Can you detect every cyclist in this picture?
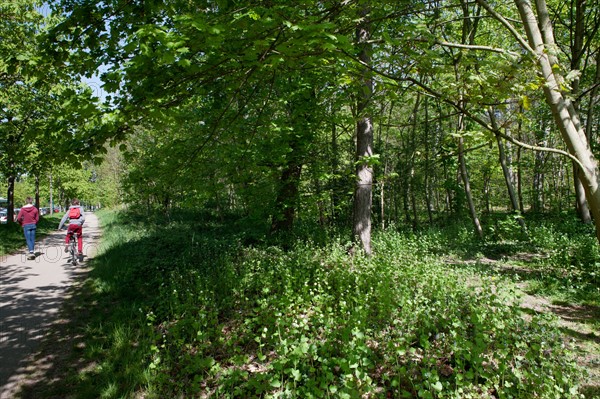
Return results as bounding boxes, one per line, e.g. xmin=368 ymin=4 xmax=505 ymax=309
xmin=58 ymin=198 xmax=85 ymax=258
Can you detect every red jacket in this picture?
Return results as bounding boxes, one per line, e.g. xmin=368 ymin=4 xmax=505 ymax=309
xmin=17 ymin=205 xmax=39 ymax=226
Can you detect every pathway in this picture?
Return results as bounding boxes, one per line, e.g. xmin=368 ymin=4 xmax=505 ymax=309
xmin=0 ymin=213 xmax=101 ymax=399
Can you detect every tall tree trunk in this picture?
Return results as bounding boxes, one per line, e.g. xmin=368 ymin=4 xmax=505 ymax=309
xmin=533 ymin=119 xmax=548 ymax=212
xmin=573 ymin=168 xmax=590 ymax=221
xmin=457 ymin=0 xmax=483 ymax=238
xmin=271 ymin=80 xmax=315 ymax=233
xmin=410 ymin=166 xmax=419 ymax=231
xmin=271 ymin=164 xmax=303 ymax=232
xmin=489 ymin=109 xmax=527 ymax=231
xmin=516 ymin=110 xmax=525 ymax=213
xmin=380 ymin=162 xmax=387 ymax=230
xmin=7 ymin=173 xmax=15 ymax=225
xmin=330 ymin=105 xmax=341 ymax=224
xmin=314 ymin=176 xmax=326 ymax=227
xmin=35 ymin=174 xmax=40 ymax=210
xmin=424 ymin=96 xmax=434 ymax=224
xmin=402 ymin=170 xmax=412 ymax=225
xmin=49 ymin=172 xmax=54 ymax=214
xmin=484 ymin=172 xmax=491 ymax=214
xmin=585 ymin=50 xmax=600 ymax=148
xmin=353 ymin=2 xmax=374 ymax=255
xmin=458 ymin=116 xmax=484 ymax=238
xmin=569 ymin=0 xmax=592 ymax=222
xmin=444 ymin=164 xmax=453 ymax=216
xmin=515 ymin=0 xmax=600 ymax=243
xmin=409 ymin=94 xmax=421 ymax=231
xmin=271 ymin=137 xmax=304 ymax=232
xmin=379 ymin=103 xmax=395 ymax=231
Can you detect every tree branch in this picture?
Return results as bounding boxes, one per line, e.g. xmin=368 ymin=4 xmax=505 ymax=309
xmin=474 ymin=0 xmax=536 ymax=55
xmin=434 ymin=39 xmax=520 ymax=57
xmin=376 ymin=68 xmax=586 ymax=170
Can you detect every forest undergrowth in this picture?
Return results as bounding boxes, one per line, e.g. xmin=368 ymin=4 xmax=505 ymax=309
xmin=15 ymin=209 xmax=599 ymax=399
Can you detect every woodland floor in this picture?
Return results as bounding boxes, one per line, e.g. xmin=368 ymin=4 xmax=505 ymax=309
xmin=452 ymin=256 xmax=600 ymax=398
xmin=519 ymin=292 xmax=600 ymax=397
xmin=7 ymin=254 xmax=600 ymax=399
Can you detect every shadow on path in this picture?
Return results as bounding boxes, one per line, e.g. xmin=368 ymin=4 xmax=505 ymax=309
xmin=0 ymin=214 xmax=102 ymax=399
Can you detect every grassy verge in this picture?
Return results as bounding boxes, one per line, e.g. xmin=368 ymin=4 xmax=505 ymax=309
xmin=17 ymin=209 xmax=595 ymax=398
xmin=0 ymin=213 xmax=64 ymax=256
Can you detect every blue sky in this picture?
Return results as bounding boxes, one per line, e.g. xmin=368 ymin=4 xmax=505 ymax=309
xmin=39 ymin=1 xmax=109 ymax=102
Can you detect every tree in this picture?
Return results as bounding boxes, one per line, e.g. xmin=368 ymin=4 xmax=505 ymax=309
xmin=476 ymin=0 xmax=600 ymax=243
xmin=353 ymin=1 xmax=375 ymax=254
xmin=0 ymin=0 xmax=43 ymax=224
xmin=48 ymin=0 xmax=368 ymax=233
xmin=1 ymin=0 xmax=105 ymax=223
xmin=455 ymin=0 xmax=484 ymax=238
xmin=45 ymin=0 xmax=600 ymax=246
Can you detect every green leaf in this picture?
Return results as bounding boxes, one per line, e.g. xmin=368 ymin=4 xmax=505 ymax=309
xmin=270 ymin=379 xmax=281 ymax=388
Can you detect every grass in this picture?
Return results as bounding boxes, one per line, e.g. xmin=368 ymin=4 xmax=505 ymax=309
xmin=0 ymin=212 xmax=64 ymax=256
xmin=15 ymin=208 xmax=599 ymax=398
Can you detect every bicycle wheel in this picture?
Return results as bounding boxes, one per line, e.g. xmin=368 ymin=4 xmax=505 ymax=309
xmin=70 ymin=241 xmax=77 ymax=265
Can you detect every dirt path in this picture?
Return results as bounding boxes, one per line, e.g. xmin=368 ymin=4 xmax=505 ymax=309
xmin=519 ymin=289 xmax=600 ymax=397
xmin=455 ymin=257 xmax=600 ymax=397
xmin=0 ymin=214 xmax=101 ymax=399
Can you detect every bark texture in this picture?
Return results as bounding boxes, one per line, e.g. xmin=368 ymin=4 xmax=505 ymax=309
xmin=515 ymin=0 xmax=600 ymax=243
xmin=353 ymin=3 xmax=374 ymax=255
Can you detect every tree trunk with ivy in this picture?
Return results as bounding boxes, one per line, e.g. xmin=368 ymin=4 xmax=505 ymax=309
xmin=271 ymin=160 xmax=303 ymax=233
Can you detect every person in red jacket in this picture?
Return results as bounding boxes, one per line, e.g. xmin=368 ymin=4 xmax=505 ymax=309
xmin=58 ymin=198 xmax=85 ymax=258
xmin=16 ymin=196 xmax=40 ymax=260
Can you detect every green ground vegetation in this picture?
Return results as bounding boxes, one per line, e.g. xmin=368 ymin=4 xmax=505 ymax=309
xmin=18 ymin=209 xmax=599 ymax=399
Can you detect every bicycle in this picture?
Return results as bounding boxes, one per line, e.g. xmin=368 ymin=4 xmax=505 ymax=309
xmin=67 ymin=230 xmax=78 ymax=265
